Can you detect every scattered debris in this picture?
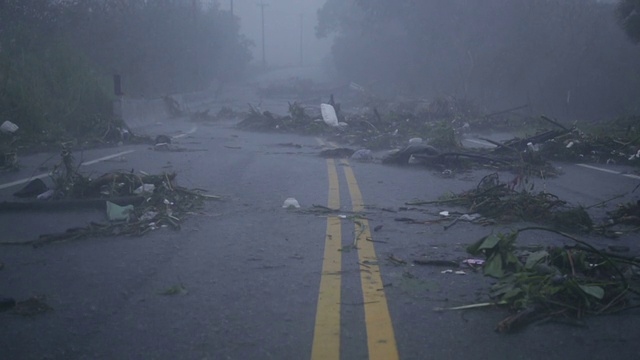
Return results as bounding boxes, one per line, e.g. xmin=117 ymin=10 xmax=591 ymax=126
xmin=158 ymin=283 xmax=188 ymax=296
xmin=320 ymin=148 xmax=355 ymax=158
xmin=0 ymin=120 xmax=19 ymax=134
xmin=413 ymin=259 xmax=459 ymax=267
xmin=0 ymin=297 xmax=16 ymax=312
xmin=388 ymin=254 xmax=407 ymax=265
xmin=0 ymin=151 xmax=18 ymax=171
xmin=106 ymin=201 xmax=134 ymax=222
xmin=13 ymin=179 xmax=48 ymax=198
xmin=12 ymin=295 xmax=52 ymax=316
xmin=351 ymin=149 xmax=374 ymax=161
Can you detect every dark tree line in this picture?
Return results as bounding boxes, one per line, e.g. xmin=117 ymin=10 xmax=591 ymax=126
xmin=0 ymin=0 xmax=251 ymax=141
xmin=317 ymin=0 xmax=640 ymax=120
xmin=617 ymin=0 xmax=640 ymax=43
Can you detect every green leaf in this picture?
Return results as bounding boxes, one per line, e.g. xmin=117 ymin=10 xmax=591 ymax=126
xmin=501 ymin=287 xmax=523 ymax=301
xmin=467 ymin=234 xmax=500 ymax=255
xmin=525 ymin=250 xmax=549 ymax=269
xmin=484 ymin=253 xmax=505 ymax=278
xmin=578 ymin=285 xmax=604 ymax=300
xmin=479 ymin=234 xmax=501 ymax=250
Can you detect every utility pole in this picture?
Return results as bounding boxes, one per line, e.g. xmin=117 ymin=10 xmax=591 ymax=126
xmin=258 ymin=2 xmax=268 ymax=69
xmin=299 ymin=13 xmax=304 ymax=66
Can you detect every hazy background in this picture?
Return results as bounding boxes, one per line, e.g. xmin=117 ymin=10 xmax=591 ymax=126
xmin=219 ymin=0 xmax=332 ymax=67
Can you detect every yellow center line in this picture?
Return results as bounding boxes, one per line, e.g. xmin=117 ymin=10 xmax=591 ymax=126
xmin=341 ymin=160 xmax=399 ymax=360
xmin=311 ymin=158 xmax=342 ymax=360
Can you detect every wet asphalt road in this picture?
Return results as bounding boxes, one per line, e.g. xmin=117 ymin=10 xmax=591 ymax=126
xmin=1 ymin=116 xmax=639 ymax=359
xmin=2 ymin=67 xmax=640 ymax=359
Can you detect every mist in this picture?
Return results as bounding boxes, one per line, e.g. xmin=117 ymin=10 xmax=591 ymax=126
xmin=223 ymin=0 xmax=332 ymax=67
xmin=314 ymin=0 xmax=640 ymax=120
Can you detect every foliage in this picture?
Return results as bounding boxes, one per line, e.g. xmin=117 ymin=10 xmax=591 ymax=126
xmin=64 ymin=0 xmax=252 ymax=95
xmin=0 ymin=25 xmax=113 ymax=143
xmin=616 ymin=0 xmax=640 ymax=43
xmin=0 ymin=0 xmax=251 ymax=146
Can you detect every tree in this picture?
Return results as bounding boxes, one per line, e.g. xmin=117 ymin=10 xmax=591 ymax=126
xmin=617 ymin=0 xmax=640 ymax=43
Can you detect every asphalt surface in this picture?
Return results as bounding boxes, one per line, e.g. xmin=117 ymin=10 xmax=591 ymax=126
xmin=2 ymin=72 xmax=640 ymax=359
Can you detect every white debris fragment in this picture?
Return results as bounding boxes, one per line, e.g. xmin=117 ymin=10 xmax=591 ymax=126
xmin=283 ymin=197 xmax=301 ymax=208
xmin=321 ymin=104 xmax=339 ymax=127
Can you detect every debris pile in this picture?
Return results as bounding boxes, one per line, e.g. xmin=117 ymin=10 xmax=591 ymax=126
xmin=461 ymin=228 xmax=640 ymax=333
xmin=3 ymin=146 xmax=219 ymax=246
xmin=408 ymin=173 xmax=593 ymax=231
xmin=237 ymin=102 xmax=326 ymax=134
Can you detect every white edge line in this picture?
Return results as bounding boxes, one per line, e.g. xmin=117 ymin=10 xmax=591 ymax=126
xmin=623 ymin=174 xmax=640 ymax=180
xmin=576 ymin=163 xmax=621 ymax=175
xmin=463 ymin=139 xmax=497 ymax=147
xmin=0 ymin=173 xmax=50 ymax=191
xmin=0 ymin=150 xmax=136 ymax=190
xmin=172 ymin=126 xmax=198 ymax=139
xmin=80 ymin=150 xmax=136 ymax=166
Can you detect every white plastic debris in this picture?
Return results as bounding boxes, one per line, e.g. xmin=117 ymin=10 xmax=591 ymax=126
xmin=351 ymin=149 xmax=373 ymax=161
xmin=462 ymin=259 xmax=485 ymax=266
xmin=349 ymin=82 xmax=365 ymax=92
xmin=439 ymin=211 xmax=450 ymax=217
xmin=37 ymin=189 xmax=55 ymax=200
xmin=459 ymin=213 xmax=481 ymax=221
xmin=134 ymin=184 xmax=155 ymax=194
xmin=0 ymin=121 xmax=18 ymax=133
xmin=282 ymin=197 xmax=301 ymax=209
xmin=527 ymin=142 xmax=540 ymax=152
xmin=139 ymin=211 xmax=159 ymax=222
xmin=566 ymin=141 xmax=574 ymax=148
xmin=321 ymin=104 xmax=339 ymax=127
xmin=629 ymin=149 xmax=640 ymax=161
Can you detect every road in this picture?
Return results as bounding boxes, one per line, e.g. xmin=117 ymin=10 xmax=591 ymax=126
xmin=1 ymin=71 xmax=640 ymax=359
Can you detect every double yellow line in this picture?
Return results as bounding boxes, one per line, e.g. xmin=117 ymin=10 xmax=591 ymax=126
xmin=311 ymin=155 xmax=399 ymax=360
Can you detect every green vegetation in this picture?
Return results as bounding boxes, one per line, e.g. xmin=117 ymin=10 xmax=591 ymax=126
xmin=0 ymin=0 xmax=251 ymax=147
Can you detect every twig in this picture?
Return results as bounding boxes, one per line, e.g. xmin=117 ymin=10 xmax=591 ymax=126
xmin=540 ymin=115 xmax=570 ymax=131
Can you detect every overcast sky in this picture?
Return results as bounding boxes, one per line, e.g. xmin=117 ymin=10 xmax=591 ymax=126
xmin=218 ymin=0 xmax=332 ymax=67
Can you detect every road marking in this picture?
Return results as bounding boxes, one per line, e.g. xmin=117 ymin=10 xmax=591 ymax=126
xmin=80 ymin=150 xmax=136 ymax=166
xmin=576 ymin=163 xmax=621 ymax=175
xmin=576 ymin=163 xmax=640 ymax=180
xmin=341 ymin=160 xmax=399 ymax=360
xmin=463 ymin=138 xmax=496 ymax=147
xmin=311 ymin=158 xmax=342 ymax=360
xmin=0 ymin=173 xmax=50 ymax=191
xmin=171 ymin=126 xmax=198 ymax=139
xmin=0 ymin=150 xmax=136 ymax=190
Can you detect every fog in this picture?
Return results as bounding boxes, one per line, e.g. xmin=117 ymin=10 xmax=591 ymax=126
xmin=222 ymin=0 xmax=332 ymax=67
xmin=2 ymin=0 xmax=640 ymax=122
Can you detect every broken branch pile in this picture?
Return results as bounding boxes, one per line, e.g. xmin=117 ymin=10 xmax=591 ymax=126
xmin=465 ymin=228 xmax=640 ymax=333
xmin=409 ymin=173 xmax=593 ymax=231
xmin=4 ymin=146 xmax=219 ymax=246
